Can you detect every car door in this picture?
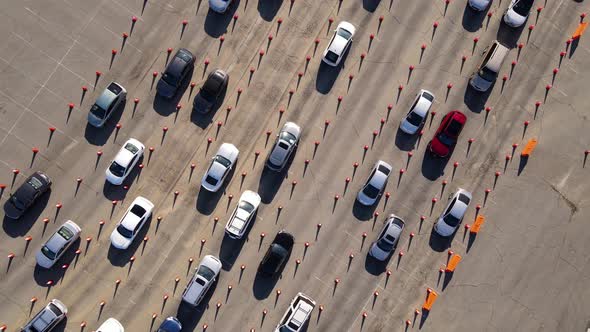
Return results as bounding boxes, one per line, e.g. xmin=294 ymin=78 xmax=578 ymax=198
xmin=364 ymin=168 xmax=377 ymax=189
xmin=131 ymin=221 xmax=143 ymax=241
xmin=443 ymin=196 xmax=457 ymax=218
xmin=126 ymin=155 xmax=138 ymax=176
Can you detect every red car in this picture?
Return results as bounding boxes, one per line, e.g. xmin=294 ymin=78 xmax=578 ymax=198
xmin=428 ymin=110 xmax=467 ymax=157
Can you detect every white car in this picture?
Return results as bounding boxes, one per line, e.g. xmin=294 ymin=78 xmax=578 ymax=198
xmin=225 ymin=190 xmax=261 ymax=239
xmin=110 ymin=196 xmax=154 ymax=250
xmin=96 ymin=318 xmax=124 ymax=332
xmin=369 ymin=215 xmax=405 ymax=261
xmin=400 ymin=89 xmax=434 ymax=135
xmin=467 ymin=0 xmax=491 ymax=11
xmin=105 ymin=138 xmax=145 ymax=185
xmin=201 ymin=143 xmax=239 ymax=192
xmin=22 ymin=299 xmax=67 ymax=332
xmin=322 ymin=21 xmax=356 ymax=67
xmin=182 ymin=255 xmax=222 ymax=307
xmin=36 ymin=220 xmax=81 ymax=268
xmin=433 ymin=188 xmax=472 ymax=237
xmin=356 ymin=160 xmax=392 ymax=206
xmin=504 ymin=0 xmax=534 ymax=27
xmin=209 ymin=0 xmax=233 ymax=13
xmin=266 ymin=122 xmax=301 ymax=172
xmin=275 ymin=293 xmax=316 ymax=332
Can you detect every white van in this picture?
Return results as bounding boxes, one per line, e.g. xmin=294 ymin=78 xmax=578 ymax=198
xmin=274 ymin=293 xmax=316 ymax=332
xmin=181 ymin=255 xmax=222 ymax=307
xmin=470 ymin=40 xmax=510 ymax=92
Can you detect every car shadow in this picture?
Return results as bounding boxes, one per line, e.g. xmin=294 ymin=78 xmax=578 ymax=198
xmin=394 ymin=128 xmax=419 ymax=151
xmin=315 ymin=47 xmax=350 ymax=95
xmin=84 ymin=99 xmax=126 ymax=146
xmin=496 ymin=16 xmax=527 ymax=48
xmin=461 ymin=3 xmax=487 ymax=32
xmin=190 ymin=83 xmax=227 ymax=130
xmin=428 ymin=227 xmax=456 ymax=252
xmin=153 ymin=70 xmax=194 ymax=117
xmin=257 ymin=0 xmax=283 ymax=21
xmin=258 ymin=167 xmax=287 ymax=204
xmin=252 ymin=272 xmax=281 ymax=300
xmin=203 ymin=0 xmax=240 ymax=38
xmin=102 ymin=157 xmax=143 ymax=201
xmin=219 ymin=234 xmax=246 ymax=271
xmin=362 ymin=0 xmax=381 ymax=12
xmin=51 ymin=317 xmax=67 ymax=332
xmin=463 ymin=83 xmax=493 ymax=113
xmin=106 ymin=217 xmax=152 ymax=267
xmin=175 ymin=282 xmax=216 ymax=330
xmin=352 ymin=198 xmax=379 ymax=222
xmin=421 ymin=148 xmax=449 ymax=181
xmin=364 ymin=252 xmax=390 ymax=276
xmin=33 ymin=238 xmax=80 ymax=286
xmin=2 ymin=190 xmax=50 ymax=238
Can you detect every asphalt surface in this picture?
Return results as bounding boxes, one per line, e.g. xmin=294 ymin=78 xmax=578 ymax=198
xmin=1 ymin=0 xmax=590 ymax=331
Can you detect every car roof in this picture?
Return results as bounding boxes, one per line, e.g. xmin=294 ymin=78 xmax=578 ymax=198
xmin=45 ymin=224 xmax=73 ymax=252
xmin=449 ymin=198 xmax=469 ymax=218
xmin=208 ymin=160 xmax=227 ymax=180
xmin=328 ymin=34 xmax=349 ymax=55
xmin=14 ymin=177 xmax=38 ymax=201
xmin=113 ymin=139 xmax=143 ymax=166
xmin=32 ymin=306 xmax=58 ymax=329
xmin=203 ymin=70 xmax=227 ymax=93
xmin=412 ymin=92 xmax=434 ymax=117
xmin=485 ymin=41 xmax=509 ymax=72
xmin=96 ymin=85 xmax=118 ymax=110
xmin=369 ymin=160 xmax=392 ymax=187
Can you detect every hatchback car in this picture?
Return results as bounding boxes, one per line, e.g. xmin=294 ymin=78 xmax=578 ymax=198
xmin=356 ymin=160 xmax=392 ymax=206
xmin=36 ymin=220 xmax=81 ymax=268
xmin=110 ymin=196 xmax=154 ymax=250
xmin=322 ymin=21 xmax=356 ymax=67
xmin=209 ymin=0 xmax=233 ymax=13
xmin=88 ymin=82 xmax=126 ymax=128
xmin=157 ymin=317 xmax=182 ymax=332
xmin=275 ymin=293 xmax=316 ymax=332
xmin=266 ymin=122 xmax=301 ymax=172
xmin=504 ymin=0 xmax=534 ymax=27
xmin=182 ymin=255 xmax=222 ymax=307
xmin=225 ymin=190 xmax=261 ymax=239
xmin=156 ymin=48 xmax=195 ymax=98
xmin=369 ymin=215 xmax=405 ymax=261
xmin=105 ymin=138 xmax=145 ymax=185
xmin=399 ymin=89 xmax=435 ymax=135
xmin=433 ymin=188 xmax=472 ymax=237
xmin=258 ymin=230 xmax=295 ymax=277
xmin=468 ymin=0 xmax=492 ymax=11
xmin=96 ymin=318 xmax=124 ymax=332
xmin=428 ymin=110 xmax=467 ymax=158
xmin=22 ymin=299 xmax=67 ymax=332
xmin=201 ymin=143 xmax=239 ymax=192
xmin=193 ymin=69 xmax=229 ymax=113
xmin=4 ymin=171 xmax=51 ymax=219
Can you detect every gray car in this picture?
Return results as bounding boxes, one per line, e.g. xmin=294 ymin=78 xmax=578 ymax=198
xmin=35 ymin=220 xmax=81 ymax=268
xmin=266 ymin=122 xmax=301 ymax=172
xmin=356 ymin=160 xmax=392 ymax=206
xmin=369 ymin=215 xmax=405 ymax=261
xmin=88 ymin=82 xmax=126 ymax=128
xmin=22 ymin=299 xmax=67 ymax=332
xmin=209 ymin=0 xmax=233 ymax=13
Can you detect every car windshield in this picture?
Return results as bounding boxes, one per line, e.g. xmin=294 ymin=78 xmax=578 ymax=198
xmin=280 ymin=131 xmax=297 ymax=144
xmin=513 ymin=0 xmax=534 ymax=16
xmin=214 ymin=155 xmax=232 ymax=167
xmin=239 ymin=201 xmax=255 ymax=213
xmin=10 ymin=195 xmax=25 ymax=210
xmin=109 ymin=161 xmax=126 ymax=177
xmin=205 ymin=175 xmax=218 ymax=186
xmin=41 ymin=245 xmax=57 ymax=260
xmin=57 ymin=226 xmax=74 ymax=240
xmin=376 ymin=238 xmax=394 ymax=252
xmin=446 ymin=120 xmax=463 ymax=136
xmin=325 ymin=50 xmax=339 ymax=63
xmin=197 ymin=265 xmax=215 ymax=280
xmin=444 ymin=214 xmax=461 ymax=227
xmin=406 ymin=111 xmax=424 ymax=126
xmin=90 ymin=104 xmax=106 ymax=118
xmin=437 ymin=132 xmax=455 ymax=146
xmin=362 ymin=184 xmax=380 ymax=199
xmin=337 ymin=28 xmax=353 ymax=40
xmin=116 ymin=224 xmax=133 ymax=238
xmin=479 ymin=67 xmax=497 ymax=82
xmin=28 ymin=177 xmax=44 ymax=190
xmin=124 ymin=143 xmax=139 ymax=154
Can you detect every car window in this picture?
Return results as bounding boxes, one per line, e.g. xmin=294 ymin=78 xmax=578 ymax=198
xmin=362 ymin=184 xmax=381 ymax=199
xmin=458 ymin=193 xmax=471 ymax=205
xmin=337 ymin=28 xmax=353 ymax=40
xmin=446 ymin=119 xmax=463 ymax=136
xmin=116 ymin=224 xmax=133 ymax=238
xmin=406 ymin=111 xmax=425 ymax=126
xmin=197 ymin=265 xmax=216 ymax=280
xmin=90 ymin=104 xmax=106 ymax=118
xmin=421 ymin=91 xmax=434 ymax=102
xmin=278 ymin=141 xmax=290 ymax=150
xmin=128 ymin=155 xmax=138 ymax=172
xmin=365 ymin=168 xmax=377 ymax=185
xmin=57 ymin=226 xmax=75 ymax=240
xmin=378 ymin=224 xmax=389 ymax=239
xmin=239 ymin=201 xmax=255 ymax=213
xmin=445 ymin=198 xmax=457 ymax=215
xmin=409 ymin=95 xmax=420 ymax=113
xmin=124 ymin=143 xmax=139 ymax=154
xmin=41 ymin=245 xmax=57 ymax=260
xmin=279 ymin=131 xmax=297 ymax=144
xmin=205 ymin=175 xmax=218 ymax=186
xmin=130 ymin=205 xmax=147 ymax=218
xmin=444 ymin=214 xmax=461 ymax=227
xmin=377 ymin=165 xmax=391 ymax=176
xmin=109 ymin=161 xmax=126 ymax=177
xmin=214 ymin=155 xmax=232 ymax=167
xmin=10 ymin=195 xmax=26 ymax=210
xmin=325 ymin=50 xmax=339 ymax=63
xmin=27 ymin=177 xmax=44 ymax=190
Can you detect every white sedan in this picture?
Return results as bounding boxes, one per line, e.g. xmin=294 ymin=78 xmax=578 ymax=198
xmin=504 ymin=0 xmax=534 ymax=28
xmin=322 ymin=21 xmax=356 ymax=67
xmin=96 ymin=318 xmax=124 ymax=332
xmin=36 ymin=220 xmax=81 ymax=268
xmin=182 ymin=255 xmax=222 ymax=307
xmin=400 ymin=89 xmax=434 ymax=135
xmin=201 ymin=143 xmax=239 ymax=192
xmin=224 ymin=190 xmax=261 ymax=239
xmin=110 ymin=196 xmax=154 ymax=250
xmin=105 ymin=138 xmax=144 ymax=185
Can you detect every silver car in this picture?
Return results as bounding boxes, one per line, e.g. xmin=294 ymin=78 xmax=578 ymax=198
xmin=266 ymin=122 xmax=301 ymax=172
xmin=356 ymin=160 xmax=392 ymax=206
xmin=400 ymin=89 xmax=434 ymax=135
xmin=22 ymin=299 xmax=67 ymax=332
xmin=468 ymin=0 xmax=492 ymax=11
xmin=201 ymin=143 xmax=239 ymax=192
xmin=369 ymin=215 xmax=405 ymax=261
xmin=182 ymin=255 xmax=222 ymax=307
xmin=88 ymin=82 xmax=126 ymax=128
xmin=35 ymin=220 xmax=81 ymax=268
xmin=433 ymin=188 xmax=472 ymax=237
xmin=322 ymin=21 xmax=356 ymax=67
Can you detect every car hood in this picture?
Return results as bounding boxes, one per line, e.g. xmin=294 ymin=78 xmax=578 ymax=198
xmin=369 ymin=243 xmax=390 ymax=261
xmin=209 ymin=0 xmax=230 ymax=12
xmin=505 ymin=8 xmax=527 ymax=26
xmin=430 ymin=137 xmax=450 ymax=157
xmin=470 ymin=74 xmax=492 ymax=92
xmin=400 ymin=119 xmax=419 ymax=134
xmin=193 ymin=94 xmax=213 ymax=113
xmin=35 ymin=251 xmax=55 ymax=268
xmin=3 ymin=200 xmax=24 ymax=219
xmin=434 ymin=219 xmax=456 ymax=237
xmin=156 ymin=79 xmax=176 ymax=98
xmin=87 ymin=112 xmax=105 ymax=127
xmin=110 ymin=230 xmax=132 ymax=249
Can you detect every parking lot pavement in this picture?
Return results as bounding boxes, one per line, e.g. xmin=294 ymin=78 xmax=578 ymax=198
xmin=1 ymin=0 xmax=590 ymax=331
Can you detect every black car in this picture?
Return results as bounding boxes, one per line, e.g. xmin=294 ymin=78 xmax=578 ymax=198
xmin=156 ymin=48 xmax=195 ymax=98
xmin=4 ymin=171 xmax=51 ymax=219
xmin=257 ymin=230 xmax=294 ymax=277
xmin=193 ymin=69 xmax=229 ymax=113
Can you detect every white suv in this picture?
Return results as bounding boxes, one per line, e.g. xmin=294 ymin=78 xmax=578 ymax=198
xmin=275 ymin=293 xmax=316 ymax=332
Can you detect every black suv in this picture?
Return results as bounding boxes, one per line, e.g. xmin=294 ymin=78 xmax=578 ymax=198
xmin=156 ymin=48 xmax=195 ymax=98
xmin=193 ymin=69 xmax=229 ymax=113
xmin=257 ymin=230 xmax=294 ymax=277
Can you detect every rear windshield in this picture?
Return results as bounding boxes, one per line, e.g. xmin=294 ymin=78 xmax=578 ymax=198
xmin=444 ymin=214 xmax=461 ymax=227
xmin=107 ymin=82 xmax=122 ymax=95
xmin=57 ymin=226 xmax=74 ymax=240
xmin=479 ymin=67 xmax=497 ymax=82
xmin=27 ymin=176 xmax=44 ymax=190
xmin=362 ymin=184 xmax=380 ymax=199
xmin=513 ymin=0 xmax=534 ymax=16
xmin=446 ymin=119 xmax=463 ymax=136
xmin=109 ymin=161 xmax=126 ymax=177
xmin=124 ymin=143 xmax=139 ymax=154
xmin=406 ymin=111 xmax=424 ymax=126
xmin=116 ymin=224 xmax=133 ymax=238
xmin=337 ymin=28 xmax=353 ymax=40
xmin=325 ymin=51 xmax=339 ymax=63
xmin=130 ymin=205 xmax=146 ymax=217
